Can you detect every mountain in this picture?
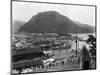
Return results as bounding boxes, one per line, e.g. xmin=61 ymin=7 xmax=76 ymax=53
xmin=18 ymin=11 xmax=94 ymax=33
xmin=12 ymin=20 xmax=25 ymax=33
xmin=74 ymin=21 xmax=95 ymax=33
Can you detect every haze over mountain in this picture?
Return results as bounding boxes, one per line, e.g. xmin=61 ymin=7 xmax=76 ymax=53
xmin=12 ymin=20 xmax=25 ymax=33
xmin=18 ymin=11 xmax=94 ymax=33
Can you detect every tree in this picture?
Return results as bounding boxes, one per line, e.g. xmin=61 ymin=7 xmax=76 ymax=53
xmin=81 ymin=45 xmax=91 ymax=70
xmin=86 ymin=35 xmax=96 ymax=68
xmin=86 ymin=35 xmax=96 ymax=57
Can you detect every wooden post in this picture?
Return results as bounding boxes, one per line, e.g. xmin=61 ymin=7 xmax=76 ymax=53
xmin=75 ymin=35 xmax=78 ymax=57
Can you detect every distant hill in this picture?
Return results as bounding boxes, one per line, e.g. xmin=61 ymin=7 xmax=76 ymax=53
xmin=18 ymin=11 xmax=94 ymax=33
xmin=12 ymin=20 xmax=25 ymax=33
xmin=74 ymin=21 xmax=95 ymax=33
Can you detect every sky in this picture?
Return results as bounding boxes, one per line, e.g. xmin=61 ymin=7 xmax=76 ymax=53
xmin=12 ymin=1 xmax=96 ymax=26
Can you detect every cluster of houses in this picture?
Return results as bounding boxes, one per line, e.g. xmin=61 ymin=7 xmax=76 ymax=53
xmin=11 ymin=33 xmax=76 ymax=74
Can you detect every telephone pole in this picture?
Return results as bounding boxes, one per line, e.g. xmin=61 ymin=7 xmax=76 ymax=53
xmin=75 ymin=35 xmax=78 ymax=57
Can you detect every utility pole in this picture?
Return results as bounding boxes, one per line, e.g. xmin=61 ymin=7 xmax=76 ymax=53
xmin=75 ymin=35 xmax=78 ymax=57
